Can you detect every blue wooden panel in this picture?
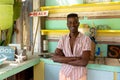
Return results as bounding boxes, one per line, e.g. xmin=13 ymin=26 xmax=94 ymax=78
xmin=87 ymin=69 xmax=113 ymax=80
xmin=118 ymin=72 xmax=120 ymax=80
xmin=45 ymin=63 xmax=61 ymax=80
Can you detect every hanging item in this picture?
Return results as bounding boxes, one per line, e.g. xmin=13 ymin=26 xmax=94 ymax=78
xmin=0 ymin=2 xmax=13 ymax=30
xmin=13 ymin=0 xmax=22 ymax=21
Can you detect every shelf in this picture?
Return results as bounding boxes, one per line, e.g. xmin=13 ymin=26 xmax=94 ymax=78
xmin=97 ymin=30 xmax=120 ymax=36
xmin=41 ymin=2 xmax=120 ymax=12
xmin=41 ymin=29 xmax=120 ymax=44
xmin=40 ymin=2 xmax=120 ymax=18
xmin=41 ymin=30 xmax=69 ymax=35
xmin=97 ymin=41 xmax=120 ymax=44
xmin=41 ymin=28 xmax=90 ymax=35
xmin=41 ymin=29 xmax=120 ymax=36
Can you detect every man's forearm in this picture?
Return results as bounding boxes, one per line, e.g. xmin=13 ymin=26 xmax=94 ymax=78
xmin=67 ymin=59 xmax=88 ymax=66
xmin=67 ymin=51 xmax=91 ymax=66
xmin=52 ymin=55 xmax=78 ymax=63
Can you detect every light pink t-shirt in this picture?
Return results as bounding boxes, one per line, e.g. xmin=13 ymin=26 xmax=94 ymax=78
xmin=57 ymin=32 xmax=91 ymax=80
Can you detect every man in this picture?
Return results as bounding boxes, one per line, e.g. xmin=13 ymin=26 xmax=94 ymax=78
xmin=52 ymin=13 xmax=91 ymax=80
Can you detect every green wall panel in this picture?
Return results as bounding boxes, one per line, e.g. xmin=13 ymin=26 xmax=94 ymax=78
xmin=0 ymin=0 xmax=14 ymax=4
xmin=45 ymin=0 xmax=83 ymax=6
xmin=80 ymin=18 xmax=120 ymax=30
xmin=46 ymin=18 xmax=120 ymax=30
xmin=45 ymin=20 xmax=67 ymax=29
xmin=48 ymin=42 xmax=58 ymax=53
xmin=45 ymin=0 xmax=119 ymax=6
xmin=0 ymin=5 xmax=13 ymax=30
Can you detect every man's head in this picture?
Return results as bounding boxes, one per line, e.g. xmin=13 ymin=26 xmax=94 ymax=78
xmin=67 ymin=13 xmax=79 ymax=33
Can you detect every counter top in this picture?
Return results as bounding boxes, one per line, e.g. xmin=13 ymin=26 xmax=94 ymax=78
xmin=0 ymin=56 xmax=40 ymax=80
xmin=40 ymin=58 xmax=120 ymax=72
xmin=87 ymin=64 xmax=120 ymax=72
xmin=40 ymin=58 xmax=61 ymax=65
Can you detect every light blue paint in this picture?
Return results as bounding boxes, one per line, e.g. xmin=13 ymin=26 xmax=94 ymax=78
xmin=45 ymin=63 xmax=61 ymax=80
xmin=118 ymin=72 xmax=120 ymax=80
xmin=95 ymin=44 xmax=108 ymax=57
xmin=87 ymin=69 xmax=113 ymax=80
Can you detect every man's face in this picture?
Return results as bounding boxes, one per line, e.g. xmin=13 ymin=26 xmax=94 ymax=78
xmin=67 ymin=17 xmax=79 ymax=33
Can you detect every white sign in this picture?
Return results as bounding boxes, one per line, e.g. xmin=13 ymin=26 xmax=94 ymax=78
xmin=29 ymin=11 xmax=49 ymax=17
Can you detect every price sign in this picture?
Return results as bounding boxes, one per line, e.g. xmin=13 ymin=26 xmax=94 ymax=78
xmin=29 ymin=11 xmax=49 ymax=17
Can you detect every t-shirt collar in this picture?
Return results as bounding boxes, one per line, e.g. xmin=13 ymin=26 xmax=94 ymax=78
xmin=67 ymin=32 xmax=82 ymax=39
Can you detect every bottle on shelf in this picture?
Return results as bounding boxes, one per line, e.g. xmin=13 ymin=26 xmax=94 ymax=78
xmin=43 ymin=39 xmax=48 ymax=53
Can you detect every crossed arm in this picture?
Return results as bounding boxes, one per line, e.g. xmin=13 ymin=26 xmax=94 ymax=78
xmin=52 ymin=48 xmax=91 ymax=67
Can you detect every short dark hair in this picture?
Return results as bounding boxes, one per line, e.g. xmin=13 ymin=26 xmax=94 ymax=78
xmin=67 ymin=13 xmax=78 ymax=18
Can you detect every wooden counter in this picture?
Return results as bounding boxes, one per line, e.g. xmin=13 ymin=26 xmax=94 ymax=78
xmin=34 ymin=58 xmax=120 ymax=80
xmin=0 ymin=56 xmax=40 ymax=80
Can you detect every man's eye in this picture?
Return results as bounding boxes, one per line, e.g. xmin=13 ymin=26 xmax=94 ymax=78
xmin=68 ymin=22 xmax=78 ymax=24
xmin=74 ymin=22 xmax=78 ymax=24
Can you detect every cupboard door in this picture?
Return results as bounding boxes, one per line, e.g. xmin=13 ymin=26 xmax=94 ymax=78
xmin=87 ymin=69 xmax=113 ymax=80
xmin=45 ymin=64 xmax=61 ymax=80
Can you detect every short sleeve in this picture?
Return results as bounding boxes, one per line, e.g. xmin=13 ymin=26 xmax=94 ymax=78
xmin=83 ymin=36 xmax=91 ymax=51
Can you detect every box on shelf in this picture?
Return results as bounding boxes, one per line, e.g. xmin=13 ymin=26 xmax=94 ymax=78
xmin=0 ymin=46 xmax=15 ymax=61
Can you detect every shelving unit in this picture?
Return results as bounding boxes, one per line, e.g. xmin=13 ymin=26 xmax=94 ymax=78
xmin=41 ymin=29 xmax=120 ymax=44
xmin=40 ymin=2 xmax=120 ymax=43
xmin=40 ymin=2 xmax=120 ymax=18
xmin=40 ymin=2 xmax=120 ymax=49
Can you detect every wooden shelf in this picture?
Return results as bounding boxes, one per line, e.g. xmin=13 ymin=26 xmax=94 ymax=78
xmin=41 ymin=28 xmax=90 ymax=35
xmin=97 ymin=30 xmax=120 ymax=36
xmin=41 ymin=30 xmax=69 ymax=35
xmin=41 ymin=29 xmax=120 ymax=36
xmin=41 ymin=29 xmax=120 ymax=44
xmin=40 ymin=2 xmax=120 ymax=19
xmin=96 ymin=41 xmax=120 ymax=44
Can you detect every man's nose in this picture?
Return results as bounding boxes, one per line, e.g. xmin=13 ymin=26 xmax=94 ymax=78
xmin=70 ymin=23 xmax=76 ymax=27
